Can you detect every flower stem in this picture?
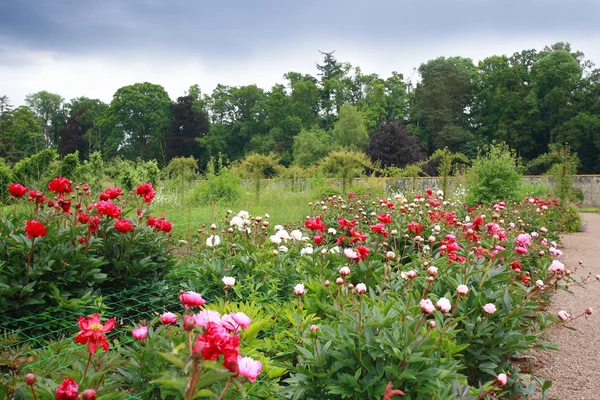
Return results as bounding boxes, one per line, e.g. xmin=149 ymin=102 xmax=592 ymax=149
xmin=83 ymin=352 xmax=93 ymax=379
xmin=216 ymin=377 xmax=233 ymax=400
xmin=28 ymin=383 xmax=38 ymax=400
xmin=25 ymin=238 xmax=35 ymax=285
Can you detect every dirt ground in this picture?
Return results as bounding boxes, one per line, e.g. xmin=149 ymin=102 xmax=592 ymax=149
xmin=530 ymin=213 xmax=600 ymax=399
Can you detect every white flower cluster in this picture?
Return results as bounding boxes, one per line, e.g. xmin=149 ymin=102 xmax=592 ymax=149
xmin=230 ymin=210 xmax=252 ymax=233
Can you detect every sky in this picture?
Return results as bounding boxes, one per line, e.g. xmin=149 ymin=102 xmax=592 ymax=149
xmin=1 ymin=0 xmax=599 ymax=106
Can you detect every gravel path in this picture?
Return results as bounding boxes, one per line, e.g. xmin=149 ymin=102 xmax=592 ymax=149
xmin=531 ymin=213 xmax=600 ymax=399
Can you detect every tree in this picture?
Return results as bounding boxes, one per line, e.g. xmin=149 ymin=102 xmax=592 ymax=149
xmin=100 ymin=82 xmax=172 ymax=162
xmin=0 ymin=106 xmax=45 ymax=162
xmin=410 ymin=57 xmax=475 ymax=153
xmin=165 ymin=95 xmax=209 ymax=162
xmin=366 ymin=121 xmax=426 ymax=168
xmin=236 ymin=153 xmax=280 ymax=200
xmin=58 ymin=97 xmax=107 ymax=159
xmin=332 ymin=104 xmax=368 ymax=151
xmin=320 ymin=150 xmax=372 ymax=193
xmin=293 ymin=128 xmax=332 ymax=167
xmin=163 ymin=156 xmax=199 ymax=205
xmin=25 ymin=91 xmax=65 ymax=147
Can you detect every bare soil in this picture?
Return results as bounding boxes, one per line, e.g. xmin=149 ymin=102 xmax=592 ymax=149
xmin=530 ymin=213 xmax=600 ymax=399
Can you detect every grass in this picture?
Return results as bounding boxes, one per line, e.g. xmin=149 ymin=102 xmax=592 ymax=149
xmin=579 ymin=208 xmax=600 ymax=213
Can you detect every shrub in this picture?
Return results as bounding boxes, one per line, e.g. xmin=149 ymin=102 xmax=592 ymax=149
xmin=12 ymin=149 xmax=58 ymax=187
xmin=466 ymin=142 xmax=522 ymax=204
xmin=190 ymin=158 xmax=241 ymax=205
xmin=0 ymin=158 xmax=12 ymax=204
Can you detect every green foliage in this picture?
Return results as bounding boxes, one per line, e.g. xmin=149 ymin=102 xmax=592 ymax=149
xmin=190 ymin=158 xmax=242 ymax=205
xmin=236 ymin=153 xmax=280 ymax=200
xmin=428 ymin=148 xmax=469 ymax=199
xmin=0 ymin=158 xmax=12 ymax=204
xmin=163 ymin=156 xmax=199 ymax=205
xmin=319 ymin=150 xmax=372 ymax=193
xmin=332 ymin=103 xmax=368 ymax=151
xmin=12 ymin=148 xmax=59 ymax=187
xmin=58 ymin=151 xmax=81 ymax=181
xmin=529 ymin=143 xmax=580 ymax=203
xmin=466 ymin=143 xmax=523 ymax=204
xmin=292 ymin=128 xmax=332 ymax=167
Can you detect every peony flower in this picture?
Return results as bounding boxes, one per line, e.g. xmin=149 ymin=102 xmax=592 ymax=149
xmin=536 ymin=279 xmax=544 ymax=288
xmin=222 ymin=276 xmax=235 ymax=287
xmin=55 ymin=377 xmax=79 ymax=400
xmin=206 ymin=235 xmax=221 ymax=247
xmin=231 ymin=312 xmax=251 ymax=329
xmin=483 ymin=303 xmax=497 ymax=314
xmin=310 ymin=324 xmax=319 ymax=333
xmin=427 ymin=266 xmax=438 ymax=276
xmin=237 ymin=356 xmax=262 ymax=383
xmin=293 ymin=283 xmax=306 ymax=296
xmin=585 ymin=307 xmax=593 ymax=315
xmin=81 ymin=389 xmax=96 ymax=400
xmin=25 ymin=220 xmax=46 ymax=238
xmin=386 ymin=251 xmax=396 ymax=259
xmin=436 ymin=298 xmax=451 ymax=313
xmin=270 ymin=234 xmax=282 ymax=244
xmin=278 ymin=245 xmax=289 ymax=253
xmin=114 ymin=219 xmax=133 ymax=233
xmin=300 ymin=246 xmax=314 ymax=256
xmin=344 ymin=248 xmax=359 ymax=260
xmin=456 ymin=285 xmax=469 ymax=295
xmin=549 ymin=259 xmax=565 ymax=274
xmin=221 ymin=314 xmax=240 ymax=332
xmin=132 ymin=325 xmax=148 ymax=340
xmin=339 ymin=266 xmax=351 ymax=276
xmin=74 ymin=313 xmax=116 ymax=354
xmin=95 ymin=200 xmax=121 ymax=219
xmin=136 ymin=183 xmax=156 ymax=203
xmin=497 ymin=373 xmax=508 ymax=386
xmin=355 ymin=283 xmax=367 ymax=294
xmin=160 ymin=312 xmax=178 ymax=325
xmin=9 ymin=183 xmax=28 ymax=197
xmin=193 ymin=309 xmax=222 ymax=328
xmin=290 ymin=229 xmax=303 ymax=241
xmin=557 ymin=310 xmax=570 ymax=321
xmin=515 ymin=246 xmax=528 ymax=255
xmin=420 ymin=299 xmax=435 ymax=314
xmin=48 ymin=177 xmax=73 ymax=194
xmin=515 ymin=233 xmax=531 ymax=248
xmin=179 ymin=291 xmax=206 ymax=308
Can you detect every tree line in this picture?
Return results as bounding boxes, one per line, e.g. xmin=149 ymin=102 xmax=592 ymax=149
xmin=1 ymin=41 xmax=599 ymax=174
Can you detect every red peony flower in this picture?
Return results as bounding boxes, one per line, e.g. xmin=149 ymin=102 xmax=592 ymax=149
xmin=305 ymin=215 xmax=326 ymax=232
xmin=136 ymin=183 xmax=156 ymax=203
xmin=376 ymin=213 xmax=392 ymax=224
xmin=349 ymin=228 xmax=367 ymax=244
xmin=88 ymin=216 xmax=101 ymax=233
xmin=313 ymin=235 xmax=323 ymax=244
xmin=369 ymin=223 xmax=389 ymax=238
xmin=193 ymin=322 xmax=240 ymax=372
xmin=114 ymin=219 xmax=133 ymax=233
xmin=28 ymin=190 xmax=46 ymax=204
xmin=74 ymin=313 xmax=116 ymax=354
xmin=77 ymin=212 xmax=91 ymax=224
xmin=94 ymin=200 xmax=121 ymax=219
xmin=55 ymin=377 xmax=79 ymax=400
xmin=25 ymin=220 xmax=46 ymax=238
xmin=356 ymin=245 xmax=370 ymax=262
xmin=9 ymin=183 xmax=28 ymax=197
xmin=100 ymin=187 xmax=122 ymax=200
xmin=338 ymin=217 xmax=357 ymax=231
xmin=407 ymin=222 xmax=424 ymax=235
xmin=58 ymin=198 xmax=72 ymax=214
xmin=48 ymin=177 xmax=72 ymax=194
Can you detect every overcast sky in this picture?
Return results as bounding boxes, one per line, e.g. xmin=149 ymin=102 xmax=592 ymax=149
xmin=1 ymin=0 xmax=599 ymax=106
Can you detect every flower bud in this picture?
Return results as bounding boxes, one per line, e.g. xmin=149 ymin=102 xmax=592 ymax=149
xmin=82 ymin=389 xmax=97 ymax=400
xmin=428 ymin=320 xmax=436 ymax=328
xmin=586 ymin=307 xmax=593 ymax=315
xmin=25 ymin=373 xmax=36 ymax=385
xmin=183 ymin=314 xmax=196 ymax=331
xmin=347 ymin=283 xmax=354 ymax=290
xmin=309 ymin=324 xmax=319 ymax=333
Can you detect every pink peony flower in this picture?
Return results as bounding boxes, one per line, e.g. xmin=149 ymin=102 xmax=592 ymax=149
xmin=557 ymin=310 xmax=570 ymax=321
xmin=549 ymin=259 xmax=565 ymax=274
xmin=309 ymin=324 xmax=319 ymax=333
xmin=436 ymin=298 xmax=451 ymax=313
xmin=515 ymin=246 xmax=528 ymax=255
xmin=231 ymin=312 xmax=251 ymax=329
xmin=132 ymin=325 xmax=148 ymax=340
xmin=456 ymin=285 xmax=469 ymax=295
xmin=497 ymin=373 xmax=508 ymax=386
xmin=343 ymin=248 xmax=359 ymax=260
xmin=427 ymin=266 xmax=438 ymax=276
xmin=160 ymin=312 xmax=178 ymax=325
xmin=483 ymin=303 xmax=497 ymax=314
xmin=339 ymin=266 xmax=351 ymax=276
xmin=193 ymin=309 xmax=222 ymax=328
xmin=420 ymin=299 xmax=435 ymax=314
xmin=515 ymin=233 xmax=531 ymax=247
xmin=237 ymin=356 xmax=262 ymax=383
xmin=179 ymin=291 xmax=206 ymax=308
xmin=355 ymin=283 xmax=367 ymax=294
xmin=220 ymin=314 xmax=240 ymax=332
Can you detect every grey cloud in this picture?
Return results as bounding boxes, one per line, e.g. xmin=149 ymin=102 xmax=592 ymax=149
xmin=1 ymin=0 xmax=599 ymax=57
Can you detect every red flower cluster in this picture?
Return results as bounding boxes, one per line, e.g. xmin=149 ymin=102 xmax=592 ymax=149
xmin=48 ymin=177 xmax=72 ymax=194
xmin=57 ymin=198 xmax=73 ymax=215
xmin=114 ymin=219 xmax=133 ymax=233
xmin=136 ymin=183 xmax=156 ymax=203
xmin=25 ymin=220 xmax=46 ymax=238
xmin=74 ymin=313 xmax=116 ymax=354
xmin=55 ymin=377 xmax=79 ymax=400
xmin=95 ymin=200 xmax=121 ymax=219
xmin=428 ymin=210 xmax=457 ymax=225
xmin=305 ymin=215 xmax=326 ymax=232
xmin=147 ymin=216 xmax=173 ymax=233
xmin=407 ymin=221 xmax=424 ymax=235
xmin=28 ymin=190 xmax=46 ymax=204
xmin=193 ymin=322 xmax=240 ymax=373
xmin=99 ymin=187 xmax=122 ymax=201
xmin=9 ymin=183 xmax=28 ymax=197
